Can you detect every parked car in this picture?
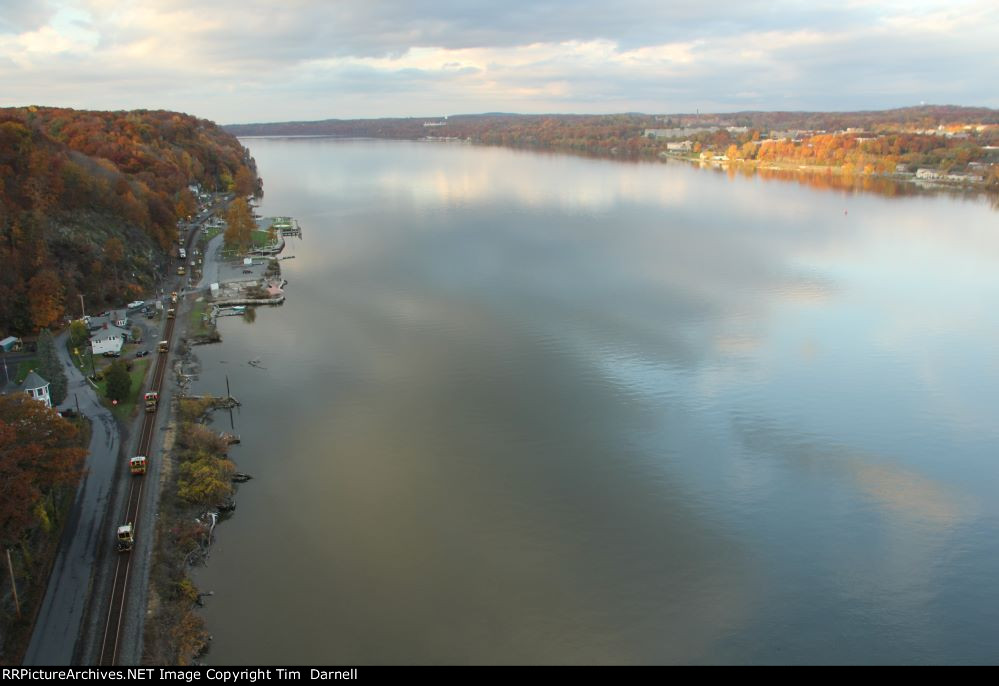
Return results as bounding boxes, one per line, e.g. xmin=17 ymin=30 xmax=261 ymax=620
xmin=136 ymin=350 xmax=150 ymax=358
xmin=102 ymin=351 xmax=121 ymax=358
xmin=242 ymin=269 xmax=253 ymax=274
xmin=127 ymin=300 xmax=145 ymax=309
xmin=145 ymin=311 xmax=155 ymax=319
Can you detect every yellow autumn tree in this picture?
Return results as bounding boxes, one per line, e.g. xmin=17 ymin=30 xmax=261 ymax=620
xmin=28 ymin=269 xmax=65 ymax=330
xmin=224 ymin=197 xmax=254 ymax=254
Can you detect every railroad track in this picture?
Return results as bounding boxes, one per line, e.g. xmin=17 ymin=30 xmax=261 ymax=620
xmin=97 ymin=313 xmax=175 ymax=665
xmin=96 ymin=200 xmax=217 ymax=665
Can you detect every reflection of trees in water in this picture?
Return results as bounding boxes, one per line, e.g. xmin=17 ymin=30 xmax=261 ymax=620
xmin=745 ymin=166 xmax=995 ymax=208
xmin=756 ymin=167 xmax=909 ymax=196
xmin=242 ymin=307 xmax=256 ymax=324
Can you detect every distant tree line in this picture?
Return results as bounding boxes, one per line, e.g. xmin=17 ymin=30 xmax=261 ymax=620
xmin=224 ymin=106 xmax=999 ymax=187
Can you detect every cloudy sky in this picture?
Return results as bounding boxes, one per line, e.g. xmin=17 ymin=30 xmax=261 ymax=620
xmin=1 ymin=0 xmax=997 ymax=124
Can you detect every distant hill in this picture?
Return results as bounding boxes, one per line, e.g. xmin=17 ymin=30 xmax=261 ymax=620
xmin=661 ymin=105 xmax=999 ymax=132
xmin=0 ymin=107 xmax=260 ymax=335
xmin=225 ymin=105 xmax=999 ymax=139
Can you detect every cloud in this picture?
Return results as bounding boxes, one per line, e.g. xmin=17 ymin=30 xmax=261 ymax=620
xmin=0 ymin=0 xmax=996 ymax=121
xmin=0 ymin=0 xmax=55 ymax=35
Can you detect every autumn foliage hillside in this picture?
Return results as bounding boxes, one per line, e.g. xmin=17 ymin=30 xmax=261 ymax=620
xmin=0 ymin=107 xmax=260 ymax=335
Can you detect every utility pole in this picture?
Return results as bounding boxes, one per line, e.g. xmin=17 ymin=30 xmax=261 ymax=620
xmin=79 ymin=294 xmax=86 ymax=318
xmin=6 ymin=548 xmax=21 ymax=619
xmin=226 ymin=375 xmax=235 ymax=431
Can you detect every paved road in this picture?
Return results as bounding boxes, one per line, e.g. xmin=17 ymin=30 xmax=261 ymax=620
xmin=23 ymin=331 xmax=121 ymax=665
xmin=24 ymin=192 xmax=230 ymax=664
xmin=196 ymin=232 xmax=225 ymax=290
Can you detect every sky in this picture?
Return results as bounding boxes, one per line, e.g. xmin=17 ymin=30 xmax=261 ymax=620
xmin=1 ymin=0 xmax=997 ymax=124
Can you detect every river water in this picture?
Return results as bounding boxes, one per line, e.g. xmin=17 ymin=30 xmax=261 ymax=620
xmin=190 ymin=138 xmax=999 ymax=664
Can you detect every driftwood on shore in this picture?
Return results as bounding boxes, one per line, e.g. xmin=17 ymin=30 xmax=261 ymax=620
xmin=187 ymin=394 xmax=241 ymax=408
xmin=190 ymin=330 xmax=222 ymax=346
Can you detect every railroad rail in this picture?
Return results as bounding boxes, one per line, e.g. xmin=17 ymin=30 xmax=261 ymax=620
xmin=96 ymin=206 xmax=208 ymax=665
xmin=97 ymin=313 xmax=175 ymax=665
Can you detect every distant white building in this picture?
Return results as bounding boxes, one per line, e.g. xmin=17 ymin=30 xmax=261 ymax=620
xmin=666 ymin=141 xmax=694 ymax=152
xmin=916 ymin=168 xmax=984 ymax=183
xmin=23 ymin=370 xmax=51 ymax=408
xmin=646 ymin=126 xmax=720 ymax=139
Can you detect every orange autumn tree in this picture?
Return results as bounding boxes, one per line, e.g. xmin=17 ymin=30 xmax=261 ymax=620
xmin=27 ymin=269 xmax=65 ymax=331
xmin=0 ymin=395 xmax=86 ymax=545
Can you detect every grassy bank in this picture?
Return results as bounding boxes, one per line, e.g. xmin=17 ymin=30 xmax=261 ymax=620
xmin=13 ymin=358 xmax=39 ymax=384
xmin=187 ymin=301 xmax=217 ymax=341
xmin=144 ymin=399 xmax=236 ymax=665
xmin=96 ymin=358 xmax=151 ymax=421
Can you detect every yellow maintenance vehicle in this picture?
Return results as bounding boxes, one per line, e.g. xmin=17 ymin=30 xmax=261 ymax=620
xmin=158 ymin=340 xmax=169 ymax=353
xmin=116 ymin=523 xmax=134 ymax=552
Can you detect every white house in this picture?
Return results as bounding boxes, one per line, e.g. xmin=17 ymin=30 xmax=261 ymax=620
xmin=90 ymin=323 xmax=129 ymax=355
xmin=23 ymin=370 xmax=52 ymax=408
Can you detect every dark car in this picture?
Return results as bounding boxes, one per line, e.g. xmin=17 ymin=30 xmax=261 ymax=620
xmin=102 ymin=351 xmax=121 ymax=358
xmin=59 ymin=409 xmax=78 ymax=419
xmin=242 ymin=269 xmax=253 ymax=274
xmin=136 ymin=350 xmax=150 ymax=358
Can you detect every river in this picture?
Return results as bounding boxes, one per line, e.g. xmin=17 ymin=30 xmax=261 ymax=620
xmin=189 ymin=138 xmax=999 ymax=664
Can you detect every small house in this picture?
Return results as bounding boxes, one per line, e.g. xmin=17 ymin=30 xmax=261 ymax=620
xmin=23 ymin=370 xmax=51 ymax=408
xmin=0 ymin=336 xmax=22 ymax=352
